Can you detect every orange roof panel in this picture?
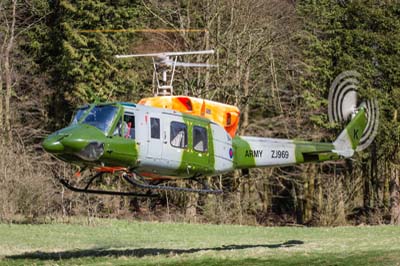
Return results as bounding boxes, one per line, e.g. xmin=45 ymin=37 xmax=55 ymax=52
xmin=138 ymin=96 xmax=240 ymax=137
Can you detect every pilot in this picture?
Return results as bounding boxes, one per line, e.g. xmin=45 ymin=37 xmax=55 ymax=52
xmin=123 ymin=121 xmax=130 ymax=138
xmin=124 ymin=122 xmax=135 ymax=139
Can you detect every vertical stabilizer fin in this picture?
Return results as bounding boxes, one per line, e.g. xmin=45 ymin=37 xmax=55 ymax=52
xmin=333 ymin=106 xmax=367 ymax=154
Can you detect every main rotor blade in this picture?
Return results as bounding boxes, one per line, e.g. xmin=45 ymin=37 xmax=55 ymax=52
xmin=115 ymin=50 xmax=215 ymax=59
xmin=171 ymin=62 xmax=217 ymax=67
xmin=78 ymin=28 xmax=208 ymax=33
xmin=161 ymin=50 xmax=215 ymax=56
xmin=115 ymin=53 xmax=167 ymax=58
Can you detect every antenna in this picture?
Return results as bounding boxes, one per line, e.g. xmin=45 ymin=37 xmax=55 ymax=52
xmin=115 ymin=50 xmax=216 ymax=96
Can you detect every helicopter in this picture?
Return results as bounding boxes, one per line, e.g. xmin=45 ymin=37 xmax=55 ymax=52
xmin=42 ymin=50 xmax=379 ymax=197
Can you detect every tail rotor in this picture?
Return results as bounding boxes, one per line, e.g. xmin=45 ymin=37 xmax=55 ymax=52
xmin=328 ymin=71 xmax=379 ymax=151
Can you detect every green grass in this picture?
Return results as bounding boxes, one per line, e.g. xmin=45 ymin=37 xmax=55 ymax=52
xmin=0 ymin=218 xmax=400 ymax=265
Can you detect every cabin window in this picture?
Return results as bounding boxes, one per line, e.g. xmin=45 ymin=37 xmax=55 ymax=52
xmin=123 ymin=114 xmax=135 ymax=139
xmin=151 ymin=118 xmax=160 ymax=139
xmin=170 ymin=121 xmax=187 ymax=148
xmin=193 ymin=126 xmax=208 ymax=152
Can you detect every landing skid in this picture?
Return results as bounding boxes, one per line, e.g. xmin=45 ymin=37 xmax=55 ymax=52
xmin=53 ymin=171 xmax=157 ymax=197
xmin=123 ymin=172 xmax=223 ymax=195
xmin=52 ymin=169 xmax=223 ymax=197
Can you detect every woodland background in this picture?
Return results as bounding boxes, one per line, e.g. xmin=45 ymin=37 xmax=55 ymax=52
xmin=0 ymin=0 xmax=399 ymax=226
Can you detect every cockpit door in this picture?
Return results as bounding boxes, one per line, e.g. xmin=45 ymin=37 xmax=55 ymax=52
xmin=103 ymin=111 xmax=137 ymax=166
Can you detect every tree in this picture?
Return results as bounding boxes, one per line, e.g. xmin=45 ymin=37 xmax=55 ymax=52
xmin=298 ymin=0 xmax=400 ymax=224
xmin=46 ymin=0 xmax=147 ymax=127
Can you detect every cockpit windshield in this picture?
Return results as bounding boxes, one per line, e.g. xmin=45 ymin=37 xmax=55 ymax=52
xmin=81 ymin=105 xmax=118 ymax=134
xmin=70 ymin=106 xmax=89 ymax=125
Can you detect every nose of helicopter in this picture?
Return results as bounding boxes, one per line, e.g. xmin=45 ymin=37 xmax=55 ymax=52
xmin=42 ymin=125 xmax=105 ymax=161
xmin=42 ymin=125 xmax=106 ymax=156
xmin=42 ymin=135 xmax=65 ymax=153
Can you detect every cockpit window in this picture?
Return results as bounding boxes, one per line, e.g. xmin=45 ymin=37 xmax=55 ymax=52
xmin=81 ymin=105 xmax=118 ymax=134
xmin=123 ymin=114 xmax=135 ymax=139
xmin=70 ymin=106 xmax=89 ymax=125
xmin=112 ymin=114 xmax=135 ymax=139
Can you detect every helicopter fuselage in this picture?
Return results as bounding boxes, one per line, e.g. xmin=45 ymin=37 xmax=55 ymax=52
xmin=43 ymin=100 xmax=367 ymax=180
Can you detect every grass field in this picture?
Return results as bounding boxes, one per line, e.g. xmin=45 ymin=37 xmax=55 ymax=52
xmin=0 ymin=218 xmax=400 ymax=266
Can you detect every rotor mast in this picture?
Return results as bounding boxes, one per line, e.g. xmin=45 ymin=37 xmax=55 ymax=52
xmin=152 ymin=56 xmax=178 ymax=96
xmin=115 ymin=50 xmax=216 ymax=96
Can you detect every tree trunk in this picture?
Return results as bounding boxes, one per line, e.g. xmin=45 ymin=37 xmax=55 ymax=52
xmin=185 ymin=190 xmax=198 ymax=223
xmin=0 ymin=43 xmax=3 ymax=143
xmin=4 ymin=0 xmax=17 ymax=143
xmin=258 ymin=172 xmax=269 ymax=212
xmin=204 ymin=17 xmax=210 ymax=95
xmin=241 ymin=57 xmax=250 ymax=134
xmin=383 ymin=161 xmax=390 ymax=208
xmin=317 ymin=167 xmax=323 ymax=214
xmin=304 ymin=165 xmax=315 ymax=223
xmin=295 ymin=182 xmax=304 ymax=224
xmin=363 ymin=157 xmax=371 ymax=213
xmin=390 ymin=164 xmax=400 ymax=224
xmin=370 ymin=143 xmax=378 ymax=209
xmin=0 ymin=4 xmax=7 ymax=143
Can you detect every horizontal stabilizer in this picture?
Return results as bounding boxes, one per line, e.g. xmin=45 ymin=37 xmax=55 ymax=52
xmin=332 ymin=149 xmax=354 ymax=158
xmin=301 ymin=148 xmax=354 ymax=159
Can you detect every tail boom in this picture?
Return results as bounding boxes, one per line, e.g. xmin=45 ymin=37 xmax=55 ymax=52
xmin=233 ymin=107 xmax=367 ymax=169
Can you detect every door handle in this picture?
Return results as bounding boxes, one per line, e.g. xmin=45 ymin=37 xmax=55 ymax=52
xmin=163 ymin=131 xmax=167 ymax=144
xmin=187 ymin=165 xmax=192 ymax=174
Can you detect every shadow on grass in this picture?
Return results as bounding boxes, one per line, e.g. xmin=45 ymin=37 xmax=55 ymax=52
xmin=6 ymin=240 xmax=303 ymax=261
